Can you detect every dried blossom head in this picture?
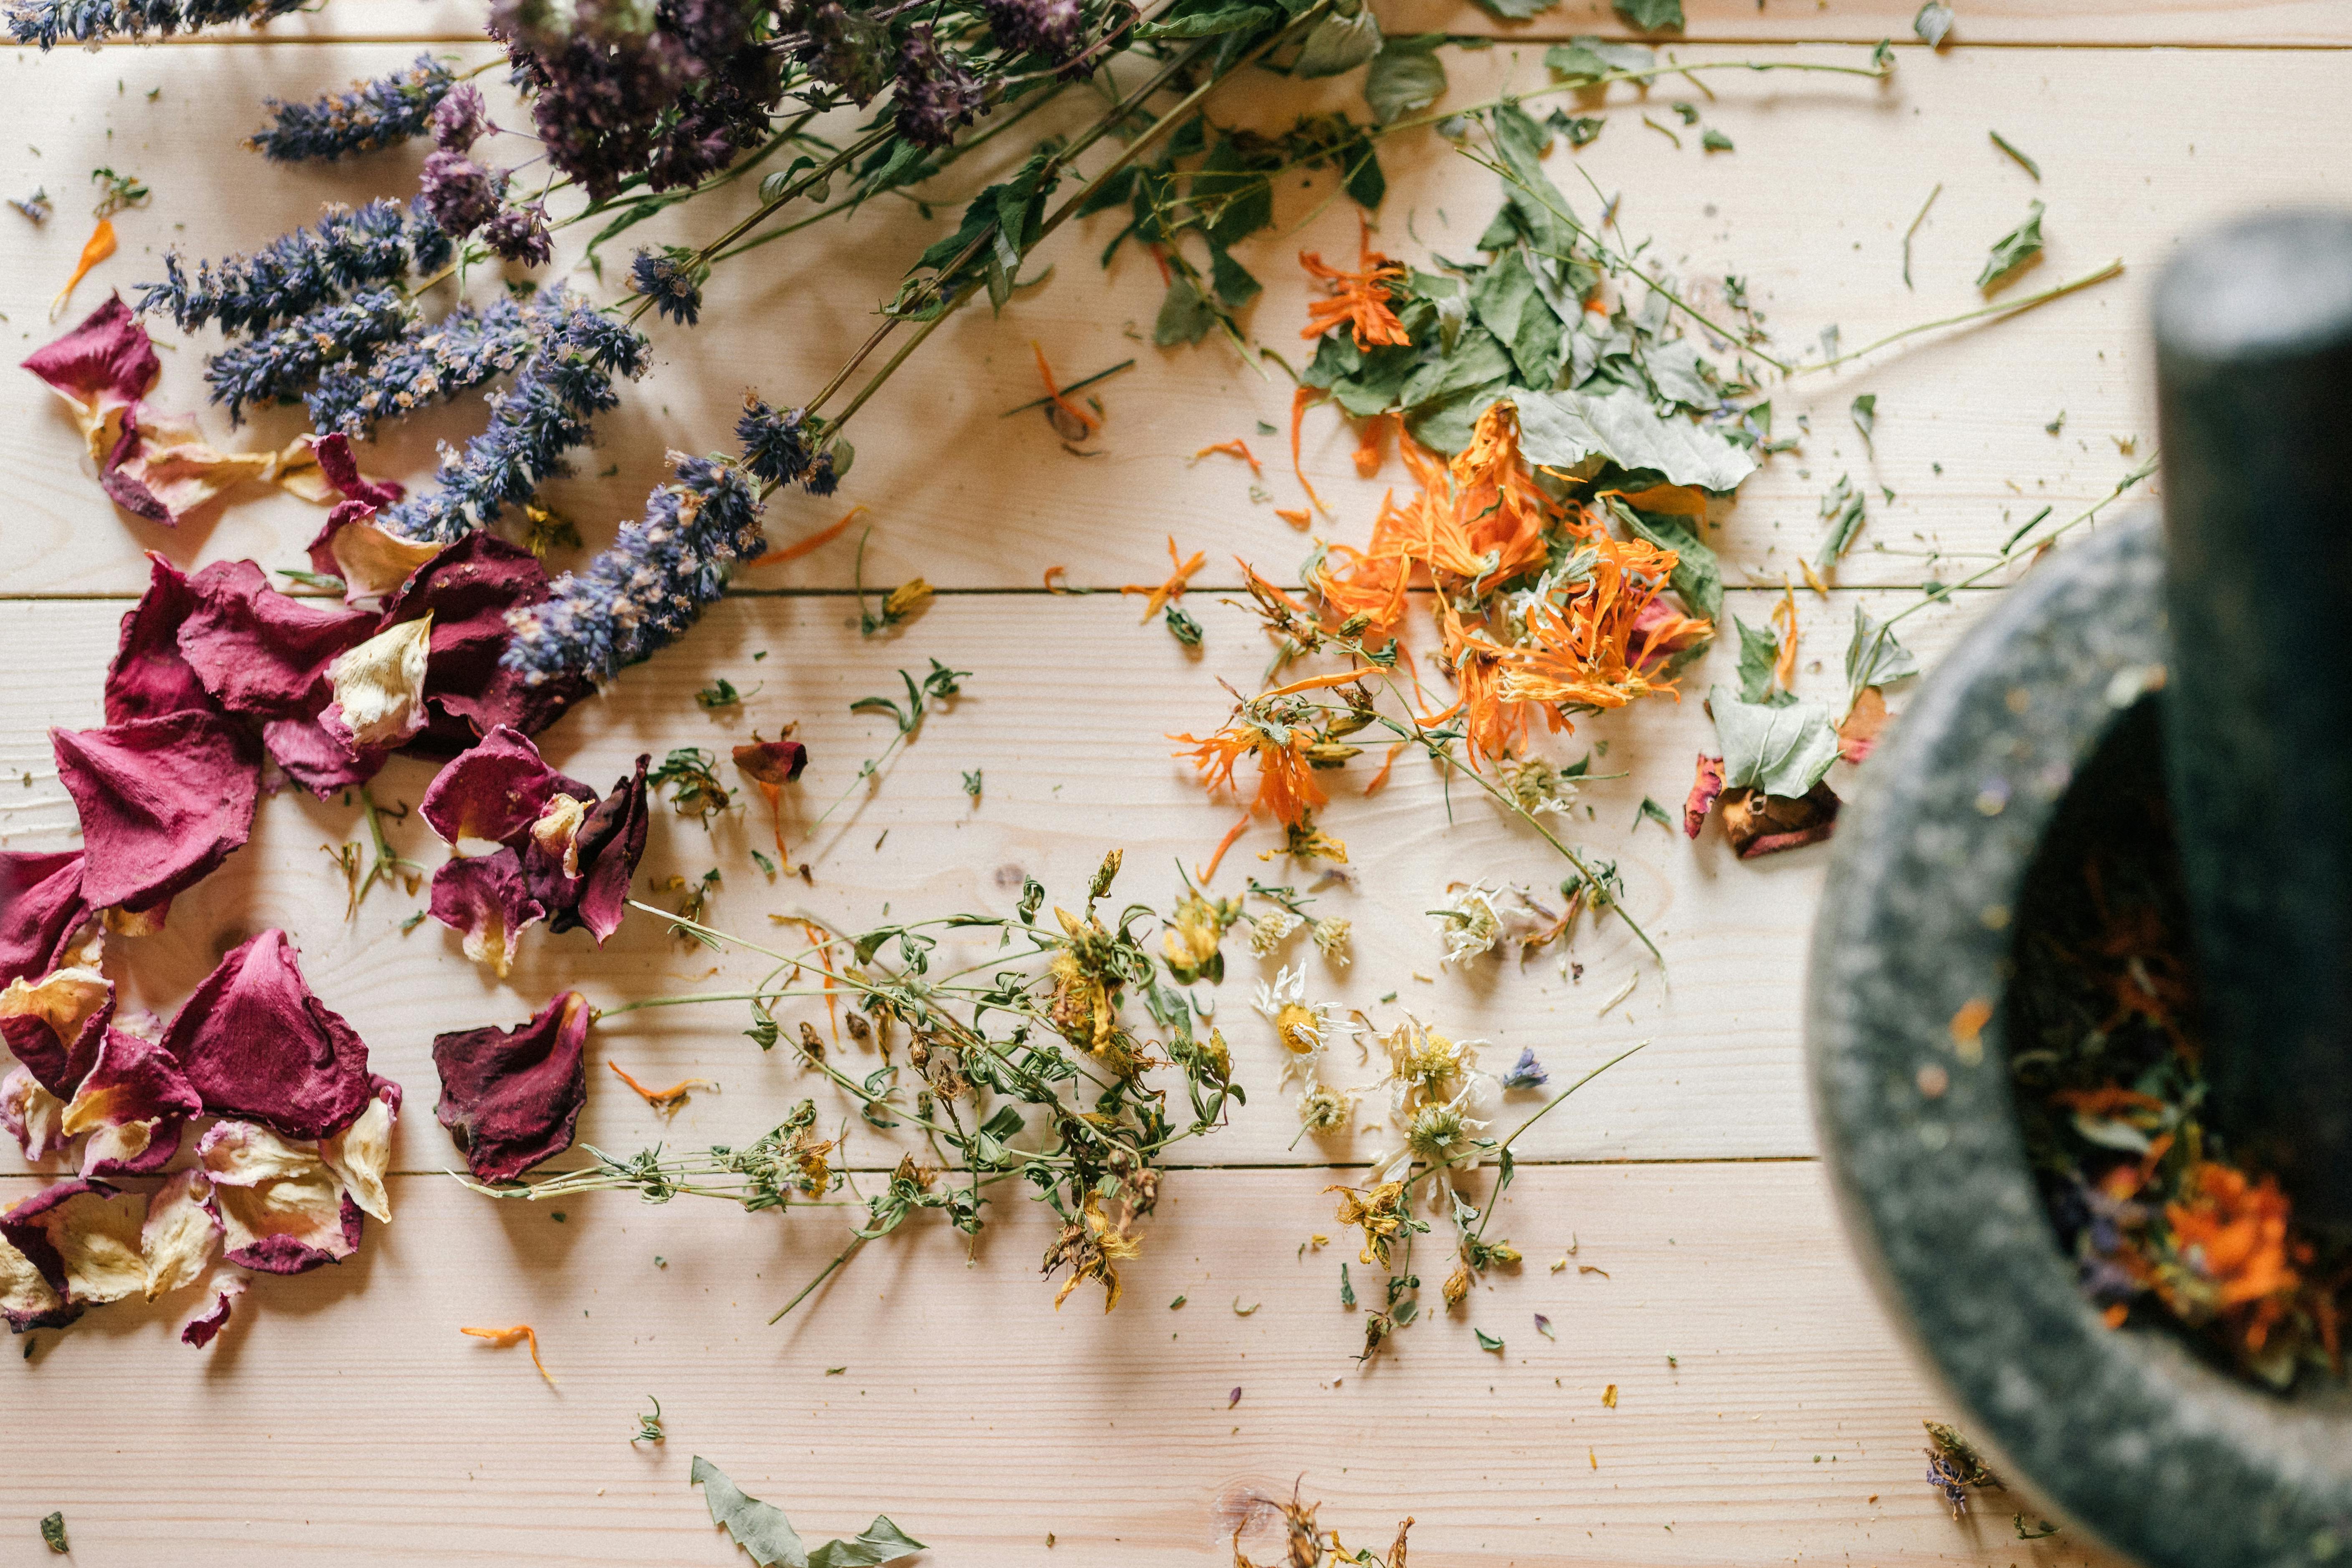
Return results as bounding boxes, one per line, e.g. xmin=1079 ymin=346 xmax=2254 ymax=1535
xmin=432 ymin=991 xmax=591 ymax=1182
xmin=306 ymin=293 xmax=538 ymax=441
xmin=1251 ymin=964 xmax=1350 ymax=1085
xmin=893 ymin=25 xmax=986 ymax=149
xmin=137 ymin=197 xmax=450 ymax=336
xmin=1297 ymin=1082 xmax=1355 ymax=1136
xmin=429 ymin=81 xmax=490 ymax=152
xmin=1244 ymin=907 xmax=1301 ymax=957
xmin=250 ymin=55 xmax=456 ymax=164
xmin=419 ymin=149 xmax=508 ymax=237
xmin=980 ymin=0 xmax=1084 ymax=65
xmin=204 ymin=288 xmax=414 ymax=425
xmin=734 ymin=396 xmax=811 ymax=486
xmin=1501 ymin=1046 xmax=1549 ymax=1091
xmin=481 ymin=202 xmax=554 ymax=266
xmin=629 ymin=248 xmax=706 ymax=327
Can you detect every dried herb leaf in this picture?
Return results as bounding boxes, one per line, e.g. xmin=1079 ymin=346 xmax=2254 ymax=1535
xmin=1989 ymin=129 xmax=2040 ymax=181
xmin=1699 ymin=126 xmax=1734 ymax=153
xmin=1849 ymin=393 xmax=1875 ymax=454
xmin=1513 ymin=387 xmax=1758 ymax=492
xmin=1611 ymin=0 xmax=1682 ymax=30
xmin=1475 ymin=1326 xmax=1505 ymax=1352
xmin=1844 ymin=603 xmax=1920 ymax=696
xmin=40 ymin=1513 xmax=66 ymax=1554
xmin=1710 ymin=685 xmax=1839 ymax=798
xmin=1365 ymin=34 xmax=1448 ymax=126
xmin=1813 ymin=474 xmax=1867 ymax=571
xmin=1294 ymin=7 xmax=1383 ymax=77
xmin=1734 ymin=617 xmax=1787 ymax=706
xmin=1977 ymin=200 xmax=2045 ymax=293
xmin=691 ymin=1456 xmax=925 ymax=1568
xmin=1154 ymin=272 xmax=1219 ymax=347
xmin=1543 ymin=36 xmax=1654 ymax=84
xmin=1913 ymin=1 xmax=1954 ymax=46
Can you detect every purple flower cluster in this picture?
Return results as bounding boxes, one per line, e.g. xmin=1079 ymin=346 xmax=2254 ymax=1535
xmin=304 ymin=294 xmax=540 ymax=439
xmin=894 ymin=24 xmax=987 ymax=149
xmin=380 ymin=290 xmax=649 ymax=544
xmin=8 ymin=0 xmax=304 ymax=48
xmin=628 ymin=249 xmax=705 ymax=327
xmin=420 ymin=149 xmax=508 ymax=237
xmin=246 ymin=54 xmax=455 ymax=163
xmin=139 ymin=197 xmax=452 ymax=335
xmin=980 ymin=0 xmax=1084 ymax=65
xmin=501 ymin=454 xmax=765 ymax=687
xmin=482 ymin=204 xmax=553 ymax=265
xmin=203 ymin=288 xmax=414 ymax=424
xmin=495 ymin=0 xmax=785 ymax=202
xmin=734 ymin=396 xmax=849 ymax=496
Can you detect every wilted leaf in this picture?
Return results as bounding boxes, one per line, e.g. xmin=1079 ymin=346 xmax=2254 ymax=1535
xmin=1154 ymin=273 xmax=1220 ymax=346
xmin=1913 ymin=1 xmax=1954 ymax=46
xmin=1365 ymin=35 xmax=1447 ymax=125
xmin=1544 ymin=35 xmax=1654 ymax=83
xmin=1844 ymin=602 xmax=1920 ymax=695
xmin=1813 ymin=474 xmax=1867 ymax=571
xmin=1978 ymin=200 xmax=2045 ymax=292
xmin=1710 ymin=685 xmax=1839 ymax=798
xmin=1734 ymin=617 xmax=1787 ymax=705
xmin=1295 ymin=6 xmax=1383 ymax=76
xmin=1513 ymin=386 xmax=1759 ymax=492
xmin=1470 ymin=0 xmax=1558 ymax=16
xmin=692 ymin=1456 xmax=926 ymax=1568
xmin=1612 ymin=0 xmax=1682 ymax=29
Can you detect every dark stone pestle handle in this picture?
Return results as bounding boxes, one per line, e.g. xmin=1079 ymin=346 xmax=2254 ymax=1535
xmin=2154 ymin=210 xmax=2352 ymax=1230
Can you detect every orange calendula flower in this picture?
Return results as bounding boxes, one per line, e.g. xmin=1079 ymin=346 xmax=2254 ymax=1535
xmin=1299 ymin=232 xmax=1410 ymax=350
xmin=1173 ymin=705 xmax=1330 ymax=830
xmin=2168 ymin=1161 xmax=2299 ymax=1319
xmin=1121 ymin=535 xmax=1206 ymax=623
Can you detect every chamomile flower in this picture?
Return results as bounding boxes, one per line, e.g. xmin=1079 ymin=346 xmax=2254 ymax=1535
xmin=1245 ymin=907 xmax=1302 ymax=957
xmin=1371 ymin=1086 xmax=1493 ymax=1193
xmin=1496 ymin=756 xmax=1582 ymax=818
xmin=1296 ymin=1082 xmax=1355 ymax=1136
xmin=1377 ymin=1016 xmax=1489 ymax=1115
xmin=1310 ymin=917 xmax=1353 ymax=966
xmin=1252 ymin=963 xmax=1348 ymax=1084
xmin=1430 ymin=881 xmax=1504 ymax=966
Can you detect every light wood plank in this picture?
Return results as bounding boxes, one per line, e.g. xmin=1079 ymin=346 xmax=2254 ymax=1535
xmin=3 ymin=42 xmax=2334 ymax=596
xmin=0 ymin=585 xmax=2004 ymax=1176
xmin=0 ymin=1162 xmax=2125 ymax=1567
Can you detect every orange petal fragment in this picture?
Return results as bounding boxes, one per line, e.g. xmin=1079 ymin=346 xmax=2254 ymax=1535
xmin=1031 ymin=341 xmax=1098 ymax=436
xmin=1192 ymin=439 xmax=1261 ymax=476
xmin=53 ymin=217 xmax=116 ymax=319
xmin=608 ymin=1061 xmax=715 ymax=1110
xmin=1196 ymin=814 xmax=1252 ymax=885
xmin=750 ymin=505 xmax=865 ymax=568
xmin=1289 ymin=387 xmax=1330 ymax=518
xmin=462 ymin=1323 xmax=555 ymax=1386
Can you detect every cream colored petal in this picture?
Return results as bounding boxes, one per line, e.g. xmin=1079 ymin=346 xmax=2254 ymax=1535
xmin=198 ymin=1120 xmax=325 ymax=1187
xmin=0 ymin=966 xmax=109 ymax=1048
xmin=530 ymin=793 xmax=591 ymax=878
xmin=330 ymin=517 xmax=442 ymax=610
xmin=1 ymin=1067 xmax=66 ymax=1161
xmin=319 ymin=1093 xmax=395 ymax=1224
xmin=51 ymin=1188 xmax=149 ymax=1305
xmin=324 ymin=613 xmax=434 ymax=750
xmin=211 ymin=1167 xmax=346 ymax=1259
xmin=0 ymin=1232 xmax=62 ymax=1325
xmin=76 ymin=1118 xmax=159 ymax=1174
xmin=141 ymin=1169 xmax=221 ymax=1300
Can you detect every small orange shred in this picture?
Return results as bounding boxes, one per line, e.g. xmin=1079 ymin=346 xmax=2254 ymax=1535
xmin=1602 ymin=1383 xmax=1619 ymax=1408
xmin=1769 ymin=581 xmax=1799 ymax=694
xmin=1044 ymin=565 xmax=1074 ymax=594
xmin=1259 ymin=667 xmax=1378 ymax=699
xmin=1274 ymin=507 xmax=1311 ymax=528
xmin=1192 ymin=438 xmax=1262 ymax=476
xmin=1196 ymin=813 xmax=1251 ymax=885
xmin=53 ymin=217 xmax=115 ymax=319
xmin=1797 ymin=558 xmax=1831 ymax=597
xmin=750 ymin=505 xmax=865 ymax=567
xmin=1031 ymin=342 xmax=1099 ymax=436
xmin=461 ymin=1324 xmax=555 ymax=1386
xmin=1352 ymin=413 xmax=1389 ymax=478
xmin=1363 ymin=740 xmax=1408 ymax=796
xmin=2102 ymin=1302 xmax=2130 ymax=1329
xmin=1298 ymin=225 xmax=1411 ymax=350
xmin=802 ymin=920 xmax=840 ymax=1041
xmin=608 ymin=1061 xmax=715 ymax=1110
xmin=1121 ymin=535 xmax=1207 ymax=623
xmin=1949 ymin=997 xmax=1994 ymax=1046
xmin=1289 ymin=386 xmax=1330 ymax=518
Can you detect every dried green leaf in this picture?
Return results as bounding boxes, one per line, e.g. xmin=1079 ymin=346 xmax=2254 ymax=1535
xmin=1513 ymin=386 xmax=1759 ymax=493
xmin=1710 ymin=686 xmax=1839 ymax=798
xmin=1607 ymin=497 xmax=1722 ymax=623
xmin=1634 ymin=796 xmax=1674 ymax=833
xmin=1136 ymin=0 xmax=1278 ymax=38
xmin=1813 ymin=474 xmax=1867 ymax=571
xmin=1469 ymin=0 xmax=1558 ymax=16
xmin=692 ymin=1456 xmax=925 ymax=1568
xmin=1153 ymin=273 xmax=1219 ymax=346
xmin=1295 ymin=6 xmax=1383 ymax=76
xmin=1850 ymin=392 xmax=1875 ymax=453
xmin=1365 ymin=34 xmax=1447 ymax=125
xmin=40 ymin=1513 xmax=66 ymax=1554
xmin=1989 ymin=129 xmax=2040 ymax=181
xmin=1475 ymin=1326 xmax=1506 ymax=1352
xmin=1913 ymin=1 xmax=1954 ymax=47
xmin=1699 ymin=126 xmax=1734 ymax=152
xmin=1548 ymin=110 xmax=1605 ymax=146
xmin=1844 ymin=603 xmax=1920 ymax=695
xmin=1543 ymin=35 xmax=1654 ymax=84
xmin=1611 ymin=0 xmax=1681 ymax=29
xmin=1734 ymin=617 xmax=1785 ymax=705
xmin=1977 ymin=199 xmax=2045 ymax=292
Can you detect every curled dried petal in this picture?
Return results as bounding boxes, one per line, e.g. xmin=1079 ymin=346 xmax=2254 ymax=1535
xmin=0 ymin=1178 xmax=147 ymax=1306
xmin=197 ymin=1121 xmax=363 ymax=1275
xmin=106 ymin=554 xmax=218 ymax=725
xmin=0 ymin=851 xmax=93 ymax=991
xmin=429 ymin=848 xmax=545 ymax=979
xmin=140 ymin=1169 xmax=222 ymax=1300
xmin=22 ymin=293 xmax=157 ymax=457
xmin=318 ymin=1082 xmax=399 ymax=1224
xmin=432 ymin=991 xmax=589 ymax=1182
xmin=0 ymin=966 xmax=114 ymax=1096
xmin=64 ymin=1022 xmax=201 ymax=1178
xmin=180 ymin=1269 xmax=246 ymax=1348
xmin=419 ymin=725 xmax=590 ymax=847
xmin=321 ymin=613 xmax=434 ymax=752
xmin=0 ymin=1066 xmax=68 ymax=1161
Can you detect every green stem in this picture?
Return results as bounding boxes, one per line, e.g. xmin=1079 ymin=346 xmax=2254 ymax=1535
xmin=1468 ymin=1040 xmax=1649 ymax=1244
xmin=769 ymin=1234 xmax=866 ymax=1324
xmin=1800 ymin=260 xmax=2125 ymax=374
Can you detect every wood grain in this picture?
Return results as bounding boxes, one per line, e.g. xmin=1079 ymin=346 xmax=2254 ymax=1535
xmin=0 ymin=1163 xmax=2127 ymax=1568
xmin=8 ymin=41 xmax=2342 ymax=596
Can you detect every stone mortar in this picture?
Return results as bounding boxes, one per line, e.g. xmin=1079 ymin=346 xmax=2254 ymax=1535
xmin=1806 ymin=512 xmax=2352 ymax=1565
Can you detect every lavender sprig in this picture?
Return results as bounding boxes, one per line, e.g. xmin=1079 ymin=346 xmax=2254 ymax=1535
xmin=9 ymin=0 xmax=304 ymax=48
xmin=380 ymin=290 xmax=649 ymax=543
xmin=139 ymin=197 xmax=453 ymax=336
xmin=304 ymin=295 xmax=539 ymax=440
xmin=894 ymin=25 xmax=987 ymax=150
xmin=502 ymin=454 xmax=765 ymax=687
xmin=203 ymin=288 xmax=414 ymax=423
xmin=246 ymin=55 xmax=454 ymax=163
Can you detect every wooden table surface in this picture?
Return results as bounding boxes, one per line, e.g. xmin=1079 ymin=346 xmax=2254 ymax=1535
xmin=1 ymin=5 xmax=2343 ymax=1563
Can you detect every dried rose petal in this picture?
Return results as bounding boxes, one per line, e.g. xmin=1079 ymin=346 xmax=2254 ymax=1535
xmin=1720 ymin=782 xmax=1842 ymax=859
xmin=546 ymin=756 xmax=650 ymax=945
xmin=141 ymin=1169 xmax=222 ymax=1300
xmin=261 ymin=716 xmax=387 ymax=798
xmin=1683 ymin=752 xmax=1725 ymax=839
xmin=0 ymin=966 xmax=113 ymax=1096
xmin=308 ymin=431 xmax=404 ymax=512
xmin=197 ymin=1121 xmax=362 ymax=1275
xmin=529 ymin=793 xmax=592 ymax=877
xmin=379 ymin=533 xmax=585 ymax=746
xmin=319 ymin=1081 xmax=398 ymax=1224
xmin=106 ymin=554 xmax=220 ymax=725
xmin=180 ymin=1269 xmax=245 ymax=1348
xmin=320 ymin=613 xmax=434 ymax=753
xmin=98 ymin=407 xmax=303 ymax=528
xmin=23 ymin=294 xmax=157 ymax=458
xmin=429 ymin=849 xmax=545 ymax=979
xmin=309 ymin=512 xmax=440 ymax=611
xmin=419 ymin=726 xmax=593 ymax=848
xmin=63 ymin=1022 xmax=202 ymax=1178
xmin=0 ymin=851 xmax=94 ymax=990
xmin=52 ymin=710 xmax=261 ymax=914
xmin=1838 ymin=687 xmax=1890 ymax=765
xmin=733 ymin=738 xmax=810 ymax=858
xmin=0 ymin=1228 xmax=72 ymax=1332
xmin=432 ymin=991 xmax=589 ymax=1182
xmin=177 ymin=558 xmax=375 ymax=721
xmin=0 ymin=1178 xmax=147 ymax=1306
xmin=163 ymin=930 xmax=372 ymax=1140
xmin=0 ymin=1066 xmax=67 ymax=1161
xmin=1628 ymin=594 xmax=1712 ymax=670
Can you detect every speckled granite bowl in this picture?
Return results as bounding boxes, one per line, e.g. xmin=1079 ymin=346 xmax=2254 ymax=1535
xmin=1806 ymin=512 xmax=2352 ymax=1566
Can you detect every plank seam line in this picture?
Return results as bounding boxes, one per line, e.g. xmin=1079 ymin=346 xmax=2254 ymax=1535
xmin=49 ymin=34 xmax=2352 ymax=50
xmin=2 ymin=1154 xmax=1825 ymax=1181
xmin=0 ymin=581 xmax=2005 ymax=602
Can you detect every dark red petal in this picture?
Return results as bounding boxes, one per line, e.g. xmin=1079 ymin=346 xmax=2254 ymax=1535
xmin=0 ymin=1177 xmax=112 ymax=1296
xmin=0 ymin=851 xmax=93 ymax=989
xmin=22 ymin=294 xmax=157 ymax=437
xmin=0 ymin=982 xmax=111 ymax=1100
xmin=51 ymin=710 xmax=261 ymax=912
xmin=227 ymin=1194 xmax=364 ymax=1276
xmin=67 ymin=1024 xmax=201 ymax=1177
xmin=260 ymin=716 xmax=388 ymax=798
xmin=379 ymin=534 xmax=587 ymax=747
xmin=428 ymin=848 xmax=545 ymax=977
xmin=419 ymin=726 xmax=593 ymax=846
xmin=425 ymin=664 xmax=592 ymax=750
xmin=177 ymin=559 xmax=375 ymax=721
xmin=432 ymin=991 xmax=589 ymax=1183
xmin=162 ymin=930 xmax=373 ymax=1140
xmin=310 ymin=432 xmax=404 ymax=510
xmin=732 ymin=739 xmax=810 ymax=787
xmin=180 ymin=1276 xmax=242 ymax=1347
xmin=552 ymin=755 xmax=650 ymax=945
xmin=1683 ymin=753 xmax=1725 ymax=839
xmin=106 ymin=553 xmax=219 ymax=726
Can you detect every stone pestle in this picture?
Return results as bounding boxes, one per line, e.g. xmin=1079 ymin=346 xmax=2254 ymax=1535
xmin=2154 ymin=210 xmax=2352 ymax=1230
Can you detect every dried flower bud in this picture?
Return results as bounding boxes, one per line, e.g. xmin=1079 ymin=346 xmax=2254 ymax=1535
xmin=629 ymin=247 xmax=706 ymax=327
xmin=482 ymin=202 xmax=553 ymax=266
xmin=419 ymin=149 xmax=507 ymax=237
xmin=430 ymin=82 xmax=490 ymax=152
xmin=893 ymin=24 xmax=986 ymax=149
xmin=1090 ymin=848 xmax=1123 ymax=899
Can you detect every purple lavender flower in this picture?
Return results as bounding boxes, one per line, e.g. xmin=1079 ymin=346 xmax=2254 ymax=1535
xmin=802 ymin=447 xmax=840 ymax=497
xmin=980 ymin=0 xmax=1083 ymax=65
xmin=628 ymin=248 xmax=704 ymax=327
xmin=420 ymin=149 xmax=508 ymax=237
xmin=202 ymin=287 xmax=413 ymax=424
xmin=481 ymin=202 xmax=553 ymax=266
xmin=1501 ymin=1047 xmax=1548 ymax=1091
xmin=894 ymin=25 xmax=986 ymax=150
xmin=735 ymin=397 xmax=811 ymax=486
xmin=380 ymin=289 xmax=649 ymax=543
xmin=304 ymin=294 xmax=539 ymax=439
xmin=139 ymin=196 xmax=450 ymax=335
xmin=430 ymin=81 xmax=490 ymax=152
xmin=10 ymin=0 xmax=306 ymax=48
xmin=247 ymin=55 xmax=454 ymax=163
xmin=502 ymin=454 xmax=765 ymax=687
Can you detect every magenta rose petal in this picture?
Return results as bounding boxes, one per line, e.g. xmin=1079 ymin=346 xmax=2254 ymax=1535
xmin=0 ymin=1177 xmax=148 ymax=1308
xmin=64 ymin=1022 xmax=203 ymax=1178
xmin=308 ymin=432 xmax=404 ymax=511
xmin=22 ymin=294 xmax=158 ymax=458
xmin=432 ymin=991 xmax=589 ymax=1183
xmin=163 ymin=930 xmax=372 ymax=1140
xmin=420 ymin=726 xmax=593 ymax=847
xmin=429 ymin=849 xmax=545 ymax=979
xmin=51 ymin=710 xmax=261 ymax=913
xmin=177 ymin=558 xmax=376 ymax=720
xmin=379 ymin=533 xmax=589 ymax=745
xmin=0 ymin=851 xmax=95 ymax=990
xmin=179 ymin=1270 xmax=245 ymax=1347
xmin=550 ymin=755 xmax=650 ymax=944
xmin=197 ymin=1121 xmax=363 ymax=1275
xmin=106 ymin=554 xmax=221 ymax=725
